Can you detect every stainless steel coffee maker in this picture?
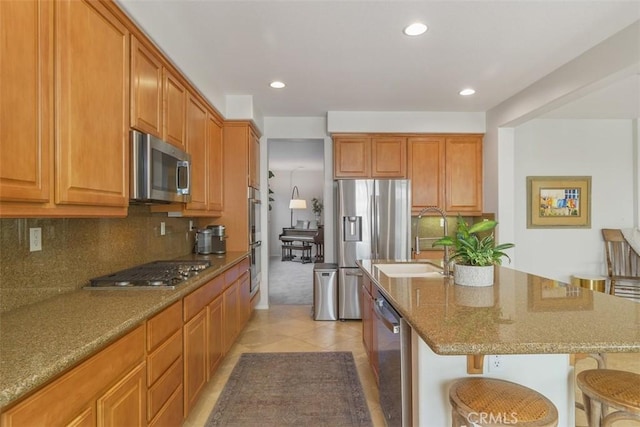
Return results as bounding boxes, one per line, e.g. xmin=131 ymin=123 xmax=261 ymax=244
xmin=196 ymin=225 xmax=226 ymax=254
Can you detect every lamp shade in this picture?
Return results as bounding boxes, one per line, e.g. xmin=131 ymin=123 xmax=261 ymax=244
xmin=289 ymin=199 xmax=307 ymax=209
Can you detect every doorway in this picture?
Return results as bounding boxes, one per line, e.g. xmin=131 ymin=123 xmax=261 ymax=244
xmin=267 ymin=139 xmax=324 ymax=305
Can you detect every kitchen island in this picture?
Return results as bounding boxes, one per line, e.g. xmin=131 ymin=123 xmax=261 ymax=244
xmin=358 ymin=259 xmax=640 ymax=426
xmin=0 ymin=251 xmax=248 ymax=411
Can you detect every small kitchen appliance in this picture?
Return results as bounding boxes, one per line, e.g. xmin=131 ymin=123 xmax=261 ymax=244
xmin=195 ymin=228 xmax=214 ymax=254
xmin=207 ymin=225 xmax=227 ymax=254
xmin=85 ymin=260 xmax=211 ymax=289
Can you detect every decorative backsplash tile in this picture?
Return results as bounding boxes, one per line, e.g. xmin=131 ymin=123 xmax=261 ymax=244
xmin=0 ymin=206 xmax=194 ymax=312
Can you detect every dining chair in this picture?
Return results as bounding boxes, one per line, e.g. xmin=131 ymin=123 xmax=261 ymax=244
xmin=601 ymin=229 xmax=640 ymax=301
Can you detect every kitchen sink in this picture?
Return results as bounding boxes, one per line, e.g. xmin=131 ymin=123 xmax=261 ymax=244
xmin=374 ymin=262 xmax=443 ymax=278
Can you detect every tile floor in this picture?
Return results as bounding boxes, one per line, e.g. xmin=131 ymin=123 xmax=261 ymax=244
xmin=184 ymin=304 xmax=640 ymax=427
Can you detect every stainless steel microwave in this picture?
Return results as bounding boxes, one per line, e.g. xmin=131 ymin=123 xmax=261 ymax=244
xmin=130 ymin=130 xmax=191 ymax=203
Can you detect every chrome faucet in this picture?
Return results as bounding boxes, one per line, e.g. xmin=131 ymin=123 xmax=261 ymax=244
xmin=415 ymin=206 xmax=450 ymax=276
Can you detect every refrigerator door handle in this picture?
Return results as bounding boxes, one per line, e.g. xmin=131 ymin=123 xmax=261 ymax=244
xmin=371 ymin=193 xmax=377 ymax=259
xmin=345 ymin=269 xmax=363 ymax=277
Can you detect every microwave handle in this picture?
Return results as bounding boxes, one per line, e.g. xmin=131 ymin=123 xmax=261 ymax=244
xmin=177 ymin=160 xmax=190 ymax=195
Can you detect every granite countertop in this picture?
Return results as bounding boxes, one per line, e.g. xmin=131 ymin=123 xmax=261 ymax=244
xmin=358 ymin=259 xmax=640 ymax=356
xmin=0 ymin=251 xmax=248 ymax=409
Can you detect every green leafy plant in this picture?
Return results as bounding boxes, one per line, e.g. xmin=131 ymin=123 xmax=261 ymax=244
xmin=268 ymin=170 xmax=275 ymax=211
xmin=433 ymin=215 xmax=514 ymax=266
xmin=311 ymin=198 xmax=323 ymax=216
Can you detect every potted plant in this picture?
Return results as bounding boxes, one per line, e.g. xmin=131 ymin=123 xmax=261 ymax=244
xmin=311 ymin=197 xmax=323 ymax=225
xmin=433 ymin=215 xmax=514 ymax=287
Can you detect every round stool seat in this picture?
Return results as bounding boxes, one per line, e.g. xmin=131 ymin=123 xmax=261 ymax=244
xmin=449 ymin=378 xmax=558 ymax=426
xmin=576 ymin=369 xmax=640 ymax=426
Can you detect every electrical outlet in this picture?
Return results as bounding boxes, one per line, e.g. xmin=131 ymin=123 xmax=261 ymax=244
xmin=189 ymin=220 xmax=194 ymax=230
xmin=160 ymin=222 xmax=166 ymax=236
xmin=440 ymin=218 xmax=445 ymax=227
xmin=29 ymin=227 xmax=42 ymax=252
xmin=488 ymin=355 xmax=504 ymax=372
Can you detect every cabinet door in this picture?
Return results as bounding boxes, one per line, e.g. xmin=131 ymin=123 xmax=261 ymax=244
xmin=96 ymin=362 xmax=146 ymax=427
xmin=207 ymin=114 xmax=224 ymax=212
xmin=55 ymin=0 xmax=129 ymax=207
xmin=0 ymin=0 xmax=52 ymax=203
xmin=408 ymin=136 xmax=445 ymax=213
xmin=333 ymin=136 xmax=370 ymax=178
xmin=445 ymin=136 xmax=483 ymax=215
xmin=183 ymin=309 xmax=207 ymax=417
xmin=238 ymin=271 xmax=251 ymax=327
xmin=223 ymin=281 xmax=240 ymax=352
xmin=163 ymin=70 xmax=187 ymax=149
xmin=130 ymin=36 xmax=162 ymax=137
xmin=207 ymin=295 xmax=224 ymax=378
xmin=185 ymin=93 xmax=208 ymax=211
xmin=249 ymin=130 xmax=260 ymax=189
xmin=371 ymin=136 xmax=406 ymax=178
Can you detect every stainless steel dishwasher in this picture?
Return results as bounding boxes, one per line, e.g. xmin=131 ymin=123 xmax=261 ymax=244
xmin=374 ymin=293 xmax=412 ymax=427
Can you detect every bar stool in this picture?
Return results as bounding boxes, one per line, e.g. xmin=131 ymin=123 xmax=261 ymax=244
xmin=449 ymin=378 xmax=558 ymax=427
xmin=576 ymin=369 xmax=640 ymax=426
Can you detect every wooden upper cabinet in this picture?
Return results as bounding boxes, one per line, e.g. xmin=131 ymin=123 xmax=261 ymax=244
xmin=0 ymin=0 xmax=52 ymax=204
xmin=333 ymin=135 xmax=406 ymax=178
xmin=185 ymin=93 xmax=208 ymax=211
xmin=249 ymin=130 xmax=260 ymax=190
xmin=333 ymin=136 xmax=370 ymax=178
xmin=408 ymin=136 xmax=445 ymax=213
xmin=371 ymin=136 xmax=406 ymax=177
xmin=163 ymin=70 xmax=187 ymax=150
xmin=207 ymin=114 xmax=224 ymax=212
xmin=445 ymin=135 xmax=483 ymax=215
xmin=55 ymin=0 xmax=129 ymax=208
xmin=130 ymin=36 xmax=163 ymax=137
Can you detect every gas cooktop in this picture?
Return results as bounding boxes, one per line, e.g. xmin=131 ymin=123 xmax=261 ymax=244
xmin=85 ymin=260 xmax=211 ymax=289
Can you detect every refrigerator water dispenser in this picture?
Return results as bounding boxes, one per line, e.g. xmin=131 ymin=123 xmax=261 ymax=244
xmin=343 ymin=216 xmax=362 ymax=241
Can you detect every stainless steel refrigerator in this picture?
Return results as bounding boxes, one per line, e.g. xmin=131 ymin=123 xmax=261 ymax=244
xmin=336 ymin=179 xmax=411 ymax=319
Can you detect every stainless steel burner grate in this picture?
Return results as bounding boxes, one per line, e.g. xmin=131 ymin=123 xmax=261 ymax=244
xmin=87 ymin=260 xmax=211 ymax=289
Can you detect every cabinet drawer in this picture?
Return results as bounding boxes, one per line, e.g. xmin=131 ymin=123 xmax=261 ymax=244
xmin=148 ymin=384 xmax=183 ymax=427
xmin=148 ymin=356 xmax=183 ymax=421
xmin=147 ymin=300 xmax=182 ymax=352
xmin=183 ymin=275 xmax=225 ymax=322
xmin=224 ymin=264 xmax=240 ymax=285
xmin=238 ymin=257 xmax=250 ymax=272
xmin=147 ymin=328 xmax=182 ymax=385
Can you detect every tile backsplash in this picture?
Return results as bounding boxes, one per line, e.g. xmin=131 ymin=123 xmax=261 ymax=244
xmin=0 ymin=206 xmax=194 ymax=312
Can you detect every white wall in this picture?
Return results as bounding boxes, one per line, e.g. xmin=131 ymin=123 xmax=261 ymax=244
xmin=513 ymin=119 xmax=635 ymax=282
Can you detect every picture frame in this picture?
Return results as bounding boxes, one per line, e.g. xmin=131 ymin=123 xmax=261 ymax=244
xmin=526 ymin=176 xmax=591 ymax=229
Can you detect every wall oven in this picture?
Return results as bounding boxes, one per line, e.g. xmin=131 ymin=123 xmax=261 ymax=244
xmin=248 ymin=187 xmax=261 ymax=296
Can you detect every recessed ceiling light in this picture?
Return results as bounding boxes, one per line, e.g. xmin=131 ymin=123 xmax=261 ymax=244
xmin=459 ymin=88 xmax=476 ymax=96
xmin=403 ymin=22 xmax=427 ymax=36
xmin=270 ymin=81 xmax=285 ymax=89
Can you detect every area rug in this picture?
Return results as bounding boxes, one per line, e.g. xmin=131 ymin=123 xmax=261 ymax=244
xmin=205 ymin=352 xmax=373 ymax=426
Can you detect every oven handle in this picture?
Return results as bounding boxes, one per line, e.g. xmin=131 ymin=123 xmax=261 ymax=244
xmin=373 ymin=298 xmax=400 ymax=334
xmin=250 ymin=241 xmax=262 ymax=248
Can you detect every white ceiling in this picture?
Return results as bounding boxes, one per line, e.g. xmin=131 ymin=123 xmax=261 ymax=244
xmin=116 ymin=1 xmax=640 ymax=119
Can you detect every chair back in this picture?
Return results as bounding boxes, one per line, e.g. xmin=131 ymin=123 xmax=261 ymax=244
xmin=602 ymin=229 xmax=640 ymax=300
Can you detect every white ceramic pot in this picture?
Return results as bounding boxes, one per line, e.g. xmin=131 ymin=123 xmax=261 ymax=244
xmin=453 ymin=264 xmax=494 ymax=287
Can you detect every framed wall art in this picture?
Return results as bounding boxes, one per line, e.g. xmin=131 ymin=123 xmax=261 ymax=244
xmin=526 ymin=176 xmax=591 ymax=229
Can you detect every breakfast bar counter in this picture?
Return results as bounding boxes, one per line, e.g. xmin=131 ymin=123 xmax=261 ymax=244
xmin=357 ymin=259 xmax=640 ymax=426
xmin=358 ymin=259 xmax=640 ymax=355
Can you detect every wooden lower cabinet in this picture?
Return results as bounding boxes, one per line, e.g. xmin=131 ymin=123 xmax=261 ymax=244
xmin=183 ymin=309 xmax=208 ymax=417
xmin=207 ymin=295 xmax=224 ymax=378
xmin=97 ymin=362 xmax=146 ymax=427
xmin=0 ymin=325 xmax=145 ymax=427
xmin=223 ymin=280 xmax=240 ymax=352
xmin=361 ymin=276 xmax=379 ymax=384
